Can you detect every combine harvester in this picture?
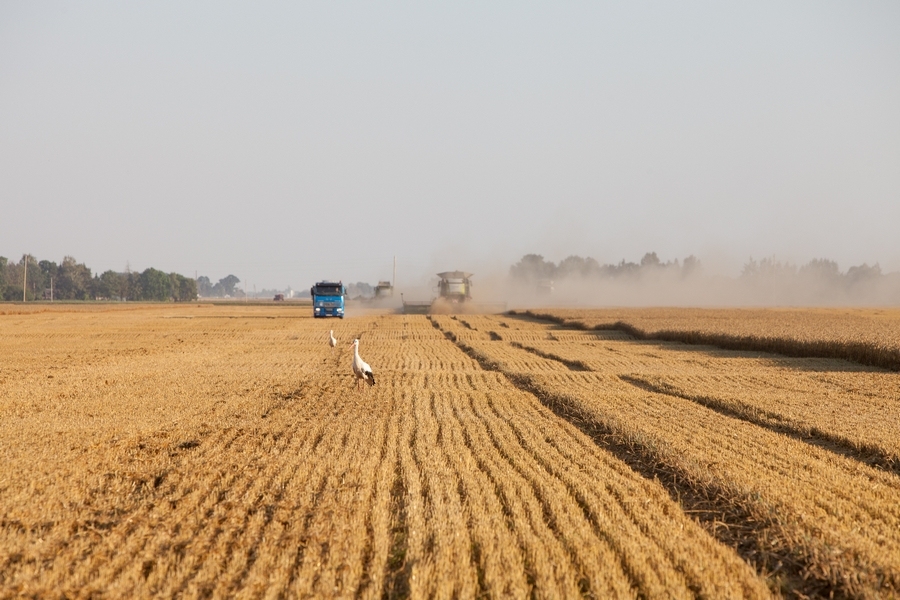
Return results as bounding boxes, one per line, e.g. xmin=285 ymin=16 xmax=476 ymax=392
xmin=402 ymin=271 xmax=506 ymax=314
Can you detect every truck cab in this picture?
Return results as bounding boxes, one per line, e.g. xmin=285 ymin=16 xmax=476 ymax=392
xmin=311 ymin=281 xmax=346 ymax=318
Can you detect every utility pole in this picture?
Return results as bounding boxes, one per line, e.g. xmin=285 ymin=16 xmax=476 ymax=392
xmin=22 ymin=254 xmax=27 ymax=302
xmin=50 ymin=276 xmax=53 ymax=301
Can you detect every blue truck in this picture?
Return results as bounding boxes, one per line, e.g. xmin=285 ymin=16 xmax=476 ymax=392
xmin=311 ymin=281 xmax=346 ymax=318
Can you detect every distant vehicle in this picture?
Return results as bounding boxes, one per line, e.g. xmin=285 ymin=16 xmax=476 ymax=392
xmin=402 ymin=271 xmax=476 ymax=314
xmin=401 ymin=293 xmax=432 ymax=315
xmin=273 ymin=294 xmax=285 ymax=301
xmin=311 ymin=281 xmax=346 ymax=318
xmin=437 ymin=271 xmax=473 ymax=303
xmin=374 ymin=280 xmax=394 ymax=298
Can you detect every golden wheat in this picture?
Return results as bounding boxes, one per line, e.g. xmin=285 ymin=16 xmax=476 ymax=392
xmin=437 ymin=313 xmax=900 ymax=598
xmin=515 ymin=307 xmax=900 ymax=371
xmin=0 ymin=306 xmax=769 ymax=598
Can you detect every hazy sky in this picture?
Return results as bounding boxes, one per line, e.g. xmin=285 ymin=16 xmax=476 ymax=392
xmin=2 ymin=2 xmax=899 ymax=290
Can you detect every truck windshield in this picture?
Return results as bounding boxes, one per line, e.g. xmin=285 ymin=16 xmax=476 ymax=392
xmin=314 ymin=285 xmax=343 ymax=296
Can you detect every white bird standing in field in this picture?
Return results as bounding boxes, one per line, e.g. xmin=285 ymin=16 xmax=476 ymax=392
xmin=349 ymin=338 xmax=375 ymax=390
xmin=329 ymin=330 xmax=337 ymax=352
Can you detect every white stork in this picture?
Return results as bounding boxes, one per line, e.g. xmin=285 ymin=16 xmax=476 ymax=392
xmin=329 ymin=330 xmax=337 ymax=352
xmin=349 ymin=338 xmax=375 ymax=390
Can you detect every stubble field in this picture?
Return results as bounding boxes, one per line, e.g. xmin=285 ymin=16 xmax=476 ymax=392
xmin=1 ymin=304 xmax=899 ymax=599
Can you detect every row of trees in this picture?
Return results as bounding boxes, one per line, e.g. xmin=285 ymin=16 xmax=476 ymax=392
xmin=740 ymin=257 xmax=883 ymax=285
xmin=510 ymin=253 xmax=888 ymax=287
xmin=509 ymin=253 xmax=899 ymax=305
xmin=510 ymin=252 xmax=701 ymax=282
xmin=0 ymin=255 xmax=197 ymax=302
xmin=196 ymin=275 xmax=242 ymax=298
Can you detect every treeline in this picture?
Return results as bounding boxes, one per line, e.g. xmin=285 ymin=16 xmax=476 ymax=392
xmin=0 ymin=255 xmax=197 ymax=302
xmin=196 ymin=275 xmax=242 ymax=298
xmin=736 ymin=257 xmax=898 ymax=303
xmin=511 ymin=253 xmax=889 ymax=287
xmin=740 ymin=257 xmax=883 ymax=285
xmin=509 ymin=252 xmax=900 ymax=304
xmin=510 ymin=252 xmax=701 ymax=282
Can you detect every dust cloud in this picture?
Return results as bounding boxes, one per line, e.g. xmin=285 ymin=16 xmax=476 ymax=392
xmin=423 ymin=254 xmax=900 ymax=309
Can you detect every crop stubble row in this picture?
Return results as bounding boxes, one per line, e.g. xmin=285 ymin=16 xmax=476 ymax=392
xmin=435 ymin=313 xmax=900 ymax=598
xmin=517 ymin=330 xmax=899 ymax=470
xmin=1 ymin=306 xmax=775 ymax=598
xmin=514 ymin=307 xmax=900 ymax=372
xmin=455 ymin=313 xmax=900 ymax=467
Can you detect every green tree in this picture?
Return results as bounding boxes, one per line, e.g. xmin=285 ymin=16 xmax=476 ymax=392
xmin=0 ymin=257 xmax=23 ymax=301
xmin=640 ymin=252 xmax=661 ymax=268
xmin=846 ymin=263 xmax=881 ymax=286
xmin=15 ymin=255 xmax=42 ymax=301
xmin=196 ymin=275 xmax=213 ymax=297
xmin=510 ymin=255 xmax=556 ymax=282
xmin=36 ymin=260 xmax=58 ymax=299
xmin=55 ymin=256 xmax=92 ymax=300
xmin=741 ymin=257 xmax=796 ymax=280
xmin=139 ymin=268 xmax=172 ymax=301
xmin=122 ymin=271 xmax=138 ymax=301
xmin=169 ymin=273 xmax=197 ymax=302
xmin=556 ymin=255 xmax=602 ymax=279
xmin=94 ymin=270 xmax=126 ymax=300
xmin=219 ymin=275 xmax=240 ymax=296
xmin=682 ymin=255 xmax=701 ymax=278
xmin=799 ymin=258 xmax=840 ymax=281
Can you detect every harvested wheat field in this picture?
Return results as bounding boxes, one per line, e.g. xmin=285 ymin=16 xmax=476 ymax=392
xmin=2 ymin=305 xmax=899 ymax=598
xmin=512 ymin=307 xmax=900 ymax=372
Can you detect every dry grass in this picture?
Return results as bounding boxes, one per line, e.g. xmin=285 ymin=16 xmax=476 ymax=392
xmin=512 ymin=307 xmax=900 ymax=371
xmin=508 ymin=332 xmax=900 ymax=472
xmin=436 ymin=313 xmax=900 ymax=598
xmin=6 ymin=305 xmax=900 ymax=597
xmin=1 ymin=305 xmax=773 ymax=598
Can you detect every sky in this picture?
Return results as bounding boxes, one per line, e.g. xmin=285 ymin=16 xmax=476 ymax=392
xmin=2 ymin=2 xmax=899 ymax=292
